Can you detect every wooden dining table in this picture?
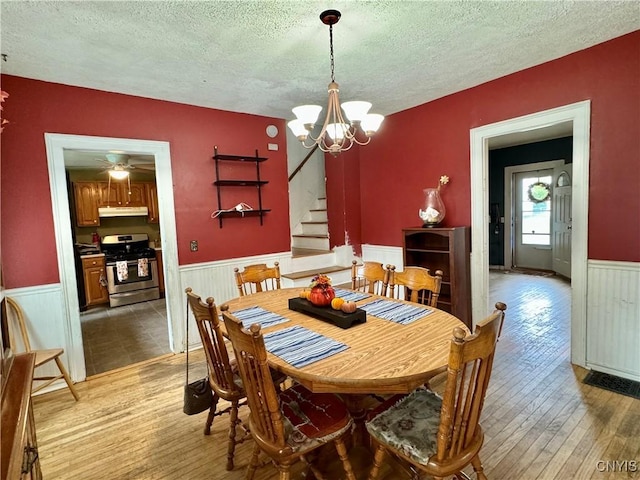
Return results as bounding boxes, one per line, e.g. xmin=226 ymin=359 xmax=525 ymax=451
xmin=221 ymin=287 xmax=468 ymax=397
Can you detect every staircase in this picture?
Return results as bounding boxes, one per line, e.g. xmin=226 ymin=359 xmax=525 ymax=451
xmin=291 ymin=197 xmax=330 ymax=253
xmin=284 ymin=197 xmax=353 ymax=288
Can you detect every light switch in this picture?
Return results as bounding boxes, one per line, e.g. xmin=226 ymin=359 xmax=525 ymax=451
xmin=190 ymin=240 xmax=198 ymax=252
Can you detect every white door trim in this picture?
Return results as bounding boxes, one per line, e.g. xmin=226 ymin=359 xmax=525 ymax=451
xmin=470 ymin=100 xmax=590 ymax=367
xmin=44 ymin=133 xmax=182 ymax=381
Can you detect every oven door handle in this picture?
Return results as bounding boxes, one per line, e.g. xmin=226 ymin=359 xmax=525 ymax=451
xmin=107 ymin=259 xmax=155 ymax=267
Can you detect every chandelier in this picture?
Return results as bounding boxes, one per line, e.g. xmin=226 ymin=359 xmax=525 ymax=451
xmin=287 ymin=10 xmax=384 ymax=156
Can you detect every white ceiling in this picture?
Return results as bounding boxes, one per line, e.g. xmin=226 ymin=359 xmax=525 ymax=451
xmin=1 ymin=1 xmax=638 ymax=158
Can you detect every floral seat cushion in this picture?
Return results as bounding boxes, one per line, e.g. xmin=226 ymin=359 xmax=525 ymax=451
xmin=365 ymin=389 xmax=442 ymax=466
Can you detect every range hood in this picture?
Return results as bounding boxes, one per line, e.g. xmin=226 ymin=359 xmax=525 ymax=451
xmin=98 ymin=206 xmax=149 ymax=218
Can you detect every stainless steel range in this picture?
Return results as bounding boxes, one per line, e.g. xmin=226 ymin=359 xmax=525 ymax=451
xmin=101 ymin=234 xmax=160 ymax=307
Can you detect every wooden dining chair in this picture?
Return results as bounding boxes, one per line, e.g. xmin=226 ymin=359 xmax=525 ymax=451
xmin=234 ymin=262 xmax=281 ymax=296
xmin=366 ymin=302 xmax=507 ymax=480
xmin=388 ymin=265 xmax=443 ymax=307
xmin=5 ymin=297 xmax=80 ymax=401
xmin=351 ymin=260 xmax=393 ymax=296
xmin=221 ymin=305 xmax=357 ymax=480
xmin=185 ymin=288 xmax=250 ymax=471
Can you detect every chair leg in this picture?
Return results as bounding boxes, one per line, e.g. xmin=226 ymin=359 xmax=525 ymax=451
xmin=334 ymin=436 xmax=356 ymax=480
xmin=245 ymin=442 xmax=260 ymax=480
xmin=226 ymin=400 xmax=240 ymax=471
xmin=368 ymin=444 xmax=387 ymax=480
xmin=471 ymin=455 xmax=487 ymax=480
xmin=54 ymin=356 xmax=79 ymax=401
xmin=276 ymin=464 xmax=291 ymax=480
xmin=204 ymin=393 xmax=219 ymax=435
xmin=300 ymin=454 xmax=326 ymax=480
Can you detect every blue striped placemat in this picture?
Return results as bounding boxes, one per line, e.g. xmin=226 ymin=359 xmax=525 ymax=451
xmin=360 ymin=299 xmax=432 ymax=325
xmin=232 ymin=306 xmax=290 ymax=329
xmin=263 ymin=325 xmax=348 ymax=368
xmin=333 ymin=288 xmax=371 ymax=302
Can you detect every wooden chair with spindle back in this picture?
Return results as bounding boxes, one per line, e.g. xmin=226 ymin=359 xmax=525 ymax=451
xmin=5 ymin=297 xmax=79 ymax=401
xmin=388 ymin=265 xmax=443 ymax=307
xmin=351 ymin=260 xmax=393 ymax=296
xmin=366 ymin=302 xmax=507 ymax=480
xmin=221 ymin=305 xmax=357 ymax=480
xmin=234 ymin=262 xmax=281 ymax=296
xmin=185 ymin=288 xmax=249 ymax=471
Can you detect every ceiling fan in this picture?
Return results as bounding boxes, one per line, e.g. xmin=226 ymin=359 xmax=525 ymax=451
xmin=96 ymin=153 xmax=155 ymax=179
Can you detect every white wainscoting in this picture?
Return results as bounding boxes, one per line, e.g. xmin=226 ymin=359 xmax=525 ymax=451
xmin=13 ymin=251 xmax=637 ymax=387
xmin=179 ymin=251 xmax=293 ymax=348
xmin=3 ymin=283 xmax=72 ymax=393
xmin=586 ymin=260 xmax=640 ymax=381
xmin=361 ymin=244 xmax=404 ymax=270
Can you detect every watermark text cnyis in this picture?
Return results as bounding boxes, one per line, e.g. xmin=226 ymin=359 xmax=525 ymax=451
xmin=596 ymin=460 xmax=637 ymax=473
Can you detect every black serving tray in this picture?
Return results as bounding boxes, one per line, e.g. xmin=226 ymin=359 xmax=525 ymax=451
xmin=288 ymin=297 xmax=366 ymax=329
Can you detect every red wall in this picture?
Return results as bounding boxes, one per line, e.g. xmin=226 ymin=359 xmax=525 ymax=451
xmin=0 ymin=76 xmax=290 ymax=289
xmin=325 ymin=146 xmax=362 ymax=255
xmin=357 ymin=31 xmax=640 ymax=262
xmin=2 ymin=32 xmax=638 ymax=289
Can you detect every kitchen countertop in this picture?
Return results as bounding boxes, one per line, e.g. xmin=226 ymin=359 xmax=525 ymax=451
xmin=80 ymin=253 xmax=105 ymax=259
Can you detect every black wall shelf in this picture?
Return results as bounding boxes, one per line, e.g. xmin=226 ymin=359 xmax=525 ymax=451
xmin=212 ymin=146 xmax=269 ymax=227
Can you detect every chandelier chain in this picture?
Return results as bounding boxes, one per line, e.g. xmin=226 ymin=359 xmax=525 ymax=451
xmin=329 ymin=24 xmax=335 ymax=82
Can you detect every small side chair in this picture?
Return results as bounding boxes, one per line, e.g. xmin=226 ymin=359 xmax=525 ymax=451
xmin=5 ymin=297 xmax=79 ymax=401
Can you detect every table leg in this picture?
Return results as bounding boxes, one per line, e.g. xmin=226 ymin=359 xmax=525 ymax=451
xmin=342 ymin=394 xmax=372 ymax=448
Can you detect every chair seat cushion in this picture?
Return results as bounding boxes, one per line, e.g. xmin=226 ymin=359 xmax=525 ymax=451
xmin=280 ymin=383 xmax=352 ymax=448
xmin=365 ymin=389 xmax=442 ymax=466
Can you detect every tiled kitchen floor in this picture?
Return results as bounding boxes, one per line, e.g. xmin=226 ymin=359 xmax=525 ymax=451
xmin=80 ymin=298 xmax=172 ymax=377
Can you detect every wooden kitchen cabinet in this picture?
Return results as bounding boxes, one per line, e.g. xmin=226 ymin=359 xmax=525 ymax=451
xmin=98 ymin=181 xmax=146 ymax=207
xmin=145 ymin=183 xmax=160 ymax=223
xmin=73 ymin=182 xmax=100 ymax=227
xmin=402 ymin=227 xmax=471 ymax=328
xmin=82 ymin=256 xmax=109 ymax=307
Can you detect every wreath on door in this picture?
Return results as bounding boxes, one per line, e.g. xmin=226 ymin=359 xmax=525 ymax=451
xmin=527 ymin=181 xmax=551 ymax=203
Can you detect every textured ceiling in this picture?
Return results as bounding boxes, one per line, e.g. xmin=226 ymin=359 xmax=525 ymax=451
xmin=1 ymin=1 xmax=638 ymax=123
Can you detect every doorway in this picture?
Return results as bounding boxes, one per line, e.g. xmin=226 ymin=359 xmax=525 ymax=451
xmin=45 ymin=134 xmax=183 ymax=381
xmin=502 ymin=159 xmax=568 ymax=273
xmin=470 ymin=101 xmax=590 ymax=368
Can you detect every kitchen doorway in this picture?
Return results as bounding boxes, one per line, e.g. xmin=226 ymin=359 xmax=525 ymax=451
xmin=45 ymin=134 xmax=182 ymax=382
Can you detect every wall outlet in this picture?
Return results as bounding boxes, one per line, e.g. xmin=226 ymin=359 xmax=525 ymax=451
xmin=190 ymin=240 xmax=198 ymax=252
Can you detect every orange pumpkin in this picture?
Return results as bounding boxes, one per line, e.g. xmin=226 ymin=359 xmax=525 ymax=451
xmin=331 ymin=297 xmax=345 ymax=310
xmin=309 ymin=286 xmax=335 ymax=307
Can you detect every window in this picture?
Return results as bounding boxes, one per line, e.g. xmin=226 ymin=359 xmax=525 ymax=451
xmin=521 ymin=175 xmax=551 ymax=245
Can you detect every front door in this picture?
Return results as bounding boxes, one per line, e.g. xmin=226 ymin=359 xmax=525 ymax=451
xmin=552 ymin=164 xmax=572 ymax=278
xmin=514 ymin=169 xmax=553 ymax=270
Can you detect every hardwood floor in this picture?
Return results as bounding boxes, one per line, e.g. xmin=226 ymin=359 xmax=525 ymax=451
xmin=32 ymin=272 xmax=640 ymax=479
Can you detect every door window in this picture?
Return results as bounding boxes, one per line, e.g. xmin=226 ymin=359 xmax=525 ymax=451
xmin=521 ymin=175 xmax=552 ymax=246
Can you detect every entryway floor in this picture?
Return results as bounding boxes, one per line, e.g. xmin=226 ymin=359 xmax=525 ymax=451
xmin=80 ymin=298 xmax=172 ymax=377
